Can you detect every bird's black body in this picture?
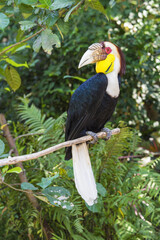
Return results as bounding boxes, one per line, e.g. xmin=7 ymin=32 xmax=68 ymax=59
xmin=65 ymin=73 xmax=120 ymax=160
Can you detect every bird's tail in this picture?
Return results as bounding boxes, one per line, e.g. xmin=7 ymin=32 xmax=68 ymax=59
xmin=72 ymin=143 xmax=97 ymax=206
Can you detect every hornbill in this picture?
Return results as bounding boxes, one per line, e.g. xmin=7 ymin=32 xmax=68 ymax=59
xmin=65 ymin=41 xmax=125 ymax=205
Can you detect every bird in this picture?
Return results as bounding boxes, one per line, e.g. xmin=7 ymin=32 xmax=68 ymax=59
xmin=65 ymin=41 xmax=126 ymax=205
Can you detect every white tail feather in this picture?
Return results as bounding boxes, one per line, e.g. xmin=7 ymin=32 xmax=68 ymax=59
xmin=72 ymin=143 xmax=98 ymax=206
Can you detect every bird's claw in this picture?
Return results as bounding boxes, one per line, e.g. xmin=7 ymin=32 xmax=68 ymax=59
xmin=86 ymin=131 xmax=98 ymax=144
xmin=101 ymin=128 xmax=112 ymax=140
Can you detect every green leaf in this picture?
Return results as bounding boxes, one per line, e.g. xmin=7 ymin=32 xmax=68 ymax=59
xmin=2 ymin=165 xmax=9 ymax=173
xmin=19 ymin=20 xmax=37 ymax=31
xmin=1 ymin=42 xmax=30 ymax=54
xmin=0 ymin=13 xmax=10 ymax=30
xmin=63 ymin=75 xmax=86 ymax=82
xmin=86 ymin=198 xmax=103 ymax=213
xmin=5 ymin=66 xmax=21 ymax=92
xmin=86 ymin=0 xmax=106 ymax=15
xmin=19 ymin=0 xmax=38 ymax=5
xmin=42 ymin=186 xmax=73 ymax=210
xmin=37 ymin=176 xmax=55 ymax=189
xmin=0 ymin=139 xmax=5 ymax=155
xmin=56 ymin=19 xmax=69 ymax=35
xmin=46 ymin=12 xmax=59 ymax=27
xmin=33 ymin=35 xmax=42 ymax=52
xmin=6 ymin=167 xmax=22 ymax=174
xmin=139 ymin=55 xmax=149 ymax=65
xmin=43 ymin=186 xmax=71 ymax=197
xmin=19 ymin=3 xmax=33 ymax=13
xmin=0 ymin=67 xmax=5 ymax=76
xmin=4 ymin=58 xmax=28 ymax=68
xmin=21 ymin=182 xmax=38 ymax=190
xmin=50 ymin=0 xmax=75 ymax=10
xmin=39 ymin=0 xmax=52 ymax=7
xmin=96 ymin=183 xmax=107 ymax=197
xmin=64 ymin=1 xmax=82 ymax=22
xmin=41 ymin=29 xmax=61 ymax=54
xmin=16 ymin=29 xmax=24 ymax=42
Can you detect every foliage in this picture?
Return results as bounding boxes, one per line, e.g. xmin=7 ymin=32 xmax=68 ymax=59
xmin=0 ymin=0 xmax=160 ymax=239
xmin=0 ymin=0 xmax=159 ymax=139
xmin=1 ymin=101 xmax=160 ymax=239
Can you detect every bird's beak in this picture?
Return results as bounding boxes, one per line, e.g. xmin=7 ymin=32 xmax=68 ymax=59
xmin=78 ymin=43 xmax=107 ymax=69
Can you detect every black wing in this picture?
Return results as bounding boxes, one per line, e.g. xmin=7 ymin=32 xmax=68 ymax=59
xmin=65 ymin=73 xmax=107 ymax=159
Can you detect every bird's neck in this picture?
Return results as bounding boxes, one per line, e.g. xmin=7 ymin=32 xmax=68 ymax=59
xmin=105 ymin=71 xmax=119 ymax=98
xmin=105 ymin=57 xmax=120 ymax=98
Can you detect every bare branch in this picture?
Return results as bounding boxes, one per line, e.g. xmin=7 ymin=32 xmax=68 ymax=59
xmin=0 ymin=128 xmax=120 ymax=167
xmin=14 ymin=132 xmax=43 ymax=140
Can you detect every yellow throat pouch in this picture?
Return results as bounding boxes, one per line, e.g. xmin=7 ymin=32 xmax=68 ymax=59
xmin=96 ymin=54 xmax=115 ymax=74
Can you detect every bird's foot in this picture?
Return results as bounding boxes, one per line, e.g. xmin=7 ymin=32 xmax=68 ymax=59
xmin=86 ymin=131 xmax=98 ymax=144
xmin=101 ymin=128 xmax=112 ymax=140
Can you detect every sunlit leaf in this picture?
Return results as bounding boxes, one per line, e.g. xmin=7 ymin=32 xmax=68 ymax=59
xmin=50 ymin=0 xmax=75 ymax=10
xmin=41 ymin=29 xmax=61 ymax=54
xmin=4 ymin=58 xmax=28 ymax=68
xmin=33 ymin=35 xmax=42 ymax=52
xmin=19 ymin=20 xmax=37 ymax=31
xmin=7 ymin=167 xmax=22 ymax=174
xmin=2 ymin=165 xmax=9 ymax=173
xmin=5 ymin=66 xmax=21 ymax=92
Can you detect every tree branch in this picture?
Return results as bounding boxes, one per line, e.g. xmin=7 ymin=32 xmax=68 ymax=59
xmin=0 ymin=28 xmax=45 ymax=57
xmin=0 ymin=128 xmax=120 ymax=167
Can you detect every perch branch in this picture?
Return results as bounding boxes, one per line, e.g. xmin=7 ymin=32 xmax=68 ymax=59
xmin=0 ymin=128 xmax=120 ymax=167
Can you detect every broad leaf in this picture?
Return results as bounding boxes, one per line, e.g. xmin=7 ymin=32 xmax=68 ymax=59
xmin=5 ymin=66 xmax=21 ymax=92
xmin=0 ymin=13 xmax=10 ymax=30
xmin=46 ymin=12 xmax=59 ymax=27
xmin=19 ymin=3 xmax=33 ymax=14
xmin=41 ymin=29 xmax=61 ymax=54
xmin=86 ymin=198 xmax=103 ymax=213
xmin=0 ymin=139 xmax=5 ymax=155
xmin=86 ymin=0 xmax=106 ymax=15
xmin=19 ymin=20 xmax=37 ymax=31
xmin=7 ymin=167 xmax=22 ymax=174
xmin=43 ymin=186 xmax=71 ymax=197
xmin=37 ymin=176 xmax=56 ymax=189
xmin=21 ymin=182 xmax=38 ymax=190
xmin=50 ymin=0 xmax=75 ymax=10
xmin=97 ymin=183 xmax=107 ymax=197
xmin=33 ymin=35 xmax=42 ymax=52
xmin=42 ymin=186 xmax=73 ymax=210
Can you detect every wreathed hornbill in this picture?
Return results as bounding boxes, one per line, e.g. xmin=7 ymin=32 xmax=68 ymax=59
xmin=65 ymin=41 xmax=126 ymax=205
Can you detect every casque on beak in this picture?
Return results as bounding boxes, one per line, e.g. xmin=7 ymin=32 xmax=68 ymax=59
xmin=78 ymin=42 xmax=107 ymax=69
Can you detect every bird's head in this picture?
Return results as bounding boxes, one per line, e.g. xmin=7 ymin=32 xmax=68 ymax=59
xmin=78 ymin=41 xmax=126 ymax=76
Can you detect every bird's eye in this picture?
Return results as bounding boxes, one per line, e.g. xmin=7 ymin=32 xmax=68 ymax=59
xmin=105 ymin=47 xmax=112 ymax=54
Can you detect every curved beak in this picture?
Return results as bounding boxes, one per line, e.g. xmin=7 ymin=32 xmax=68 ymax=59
xmin=78 ymin=43 xmax=107 ymax=69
